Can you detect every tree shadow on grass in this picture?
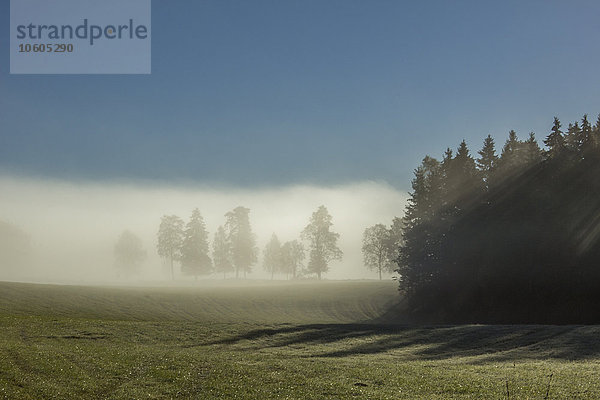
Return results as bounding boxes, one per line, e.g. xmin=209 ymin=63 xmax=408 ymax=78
xmin=207 ymin=323 xmax=600 ymax=362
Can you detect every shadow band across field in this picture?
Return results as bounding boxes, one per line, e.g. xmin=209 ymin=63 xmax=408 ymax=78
xmin=209 ymin=323 xmax=600 ymax=362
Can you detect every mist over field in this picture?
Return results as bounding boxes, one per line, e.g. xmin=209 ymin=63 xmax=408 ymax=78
xmin=0 ymin=175 xmax=407 ymax=283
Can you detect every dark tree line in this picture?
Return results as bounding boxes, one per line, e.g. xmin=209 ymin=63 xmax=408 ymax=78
xmin=397 ymin=114 xmax=600 ymax=323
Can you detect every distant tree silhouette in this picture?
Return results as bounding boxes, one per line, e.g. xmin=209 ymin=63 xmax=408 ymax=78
xmin=225 ymin=206 xmax=257 ymax=279
xmin=281 ymin=240 xmax=304 ymax=280
xmin=362 ymin=224 xmax=395 ymax=280
xmin=301 ymin=206 xmax=342 ymax=280
xmin=181 ymin=209 xmax=212 ymax=280
xmin=263 ymin=233 xmax=283 ymax=280
xmin=114 ymin=230 xmax=146 ymax=277
xmin=0 ymin=220 xmax=30 ymax=279
xmin=157 ymin=215 xmax=184 ymax=280
xmin=212 ymin=225 xmax=233 ymax=279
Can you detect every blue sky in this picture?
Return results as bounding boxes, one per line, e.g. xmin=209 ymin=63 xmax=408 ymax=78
xmin=1 ymin=0 xmax=600 ymax=189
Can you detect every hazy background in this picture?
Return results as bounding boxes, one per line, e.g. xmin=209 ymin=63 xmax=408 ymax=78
xmin=1 ymin=1 xmax=599 ymax=283
xmin=0 ymin=175 xmax=406 ymax=283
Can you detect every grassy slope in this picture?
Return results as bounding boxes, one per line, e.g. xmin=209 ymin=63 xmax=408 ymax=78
xmin=0 ymin=280 xmax=599 ymax=399
xmin=0 ymin=280 xmax=397 ymax=324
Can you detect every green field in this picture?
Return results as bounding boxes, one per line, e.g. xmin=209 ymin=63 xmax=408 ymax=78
xmin=1 ymin=280 xmax=599 ymax=399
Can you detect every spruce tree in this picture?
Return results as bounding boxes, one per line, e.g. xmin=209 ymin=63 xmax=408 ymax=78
xmin=523 ymin=132 xmax=542 ymax=165
xmin=399 ymin=157 xmax=443 ymax=295
xmin=565 ymin=122 xmax=581 ymax=153
xmin=213 ymin=225 xmax=234 ymax=279
xmin=224 ymin=206 xmax=258 ymax=279
xmin=543 ymin=117 xmax=564 ymax=159
xmin=263 ymin=233 xmax=283 ymax=280
xmin=580 ymin=114 xmax=593 ymax=153
xmin=477 ymin=135 xmax=499 ymax=188
xmin=445 ymin=140 xmax=480 ymax=208
xmin=499 ymin=130 xmax=521 ymax=173
xmin=180 ymin=208 xmax=212 ymax=279
xmin=387 ymin=217 xmax=404 ymax=267
xmin=593 ymin=114 xmax=600 ymax=148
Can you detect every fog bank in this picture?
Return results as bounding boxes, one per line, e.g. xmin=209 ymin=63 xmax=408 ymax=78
xmin=0 ymin=176 xmax=407 ymax=283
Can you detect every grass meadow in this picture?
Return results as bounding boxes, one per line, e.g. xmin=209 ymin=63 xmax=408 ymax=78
xmin=1 ymin=280 xmax=599 ymax=399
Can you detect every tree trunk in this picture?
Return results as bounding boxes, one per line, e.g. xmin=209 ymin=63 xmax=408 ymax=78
xmin=170 ymin=256 xmax=174 ymax=281
xmin=379 ymin=267 xmax=382 ymax=281
xmin=317 ymin=271 xmax=321 ymax=280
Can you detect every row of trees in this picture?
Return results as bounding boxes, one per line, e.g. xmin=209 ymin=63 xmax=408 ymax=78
xmin=156 ymin=206 xmax=256 ymax=280
xmin=393 ymin=114 xmax=600 ymax=323
xmin=263 ymin=205 xmax=343 ymax=280
xmin=263 ymin=236 xmax=304 ymax=280
xmin=118 ymin=203 xmax=420 ymax=281
xmin=148 ymin=205 xmax=343 ymax=280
